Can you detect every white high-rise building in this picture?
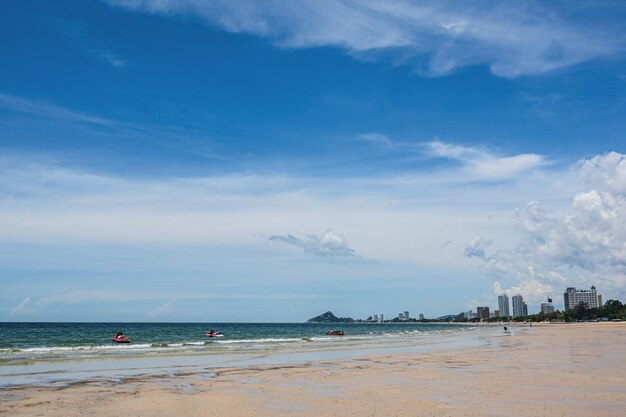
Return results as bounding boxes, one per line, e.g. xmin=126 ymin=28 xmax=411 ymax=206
xmin=563 ymin=286 xmax=600 ymax=310
xmin=512 ymin=294 xmax=525 ymax=317
xmin=463 ymin=311 xmax=477 ymax=320
xmin=540 ymin=302 xmax=555 ymax=314
xmin=498 ymin=294 xmax=510 ymax=317
xmin=404 ymin=311 xmax=410 ymax=320
xmin=419 ymin=313 xmax=424 ymax=321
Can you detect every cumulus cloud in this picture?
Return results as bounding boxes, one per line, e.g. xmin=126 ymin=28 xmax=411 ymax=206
xmin=106 ymin=0 xmax=618 ymax=77
xmin=492 ymin=280 xmax=554 ymax=301
xmin=468 ymin=152 xmax=626 ymax=305
xmin=578 ymin=151 xmax=626 ymax=194
xmin=9 ymin=297 xmax=31 ymax=316
xmin=464 ymin=236 xmax=491 ymax=259
xmin=269 ymin=230 xmax=355 ymax=257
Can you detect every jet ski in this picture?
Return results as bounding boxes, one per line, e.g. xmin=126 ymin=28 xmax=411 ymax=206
xmin=205 ymin=330 xmax=224 ymax=338
xmin=112 ymin=332 xmax=130 ymax=343
xmin=326 ymin=330 xmax=345 ymax=336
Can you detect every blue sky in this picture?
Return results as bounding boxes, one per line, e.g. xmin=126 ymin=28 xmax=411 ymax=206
xmin=2 ymin=0 xmax=626 ymax=321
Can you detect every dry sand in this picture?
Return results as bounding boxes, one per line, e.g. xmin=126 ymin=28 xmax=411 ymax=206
xmin=1 ymin=323 xmax=625 ymax=417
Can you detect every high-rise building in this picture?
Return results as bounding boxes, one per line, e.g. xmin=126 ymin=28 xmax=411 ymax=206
xmin=563 ymin=286 xmax=600 ymax=310
xmin=477 ymin=307 xmax=490 ymax=320
xmin=464 ymin=311 xmax=477 ymax=320
xmin=419 ymin=313 xmax=424 ymax=321
xmin=512 ymin=294 xmax=525 ymax=317
xmin=380 ymin=314 xmax=384 ymax=323
xmin=404 ymin=311 xmax=410 ymax=320
xmin=523 ymin=302 xmax=528 ymax=317
xmin=598 ymin=294 xmax=603 ymax=307
xmin=498 ymin=294 xmax=510 ymax=317
xmin=373 ymin=314 xmax=378 ymax=322
xmin=540 ymin=302 xmax=555 ymax=314
xmin=494 ymin=310 xmax=501 ymax=318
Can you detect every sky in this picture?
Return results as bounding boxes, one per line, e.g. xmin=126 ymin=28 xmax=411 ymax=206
xmin=1 ymin=0 xmax=626 ymax=322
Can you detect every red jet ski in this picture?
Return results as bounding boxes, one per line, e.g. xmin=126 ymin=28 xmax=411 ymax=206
xmin=112 ymin=332 xmax=130 ymax=343
xmin=326 ymin=330 xmax=345 ymax=336
xmin=205 ymin=330 xmax=224 ymax=338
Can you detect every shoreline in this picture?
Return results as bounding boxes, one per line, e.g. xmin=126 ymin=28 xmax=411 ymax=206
xmin=2 ymin=323 xmax=625 ymax=416
xmin=0 ymin=325 xmax=495 ymax=388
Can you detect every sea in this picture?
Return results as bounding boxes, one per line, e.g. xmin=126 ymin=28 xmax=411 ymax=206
xmin=0 ymin=322 xmax=487 ymax=387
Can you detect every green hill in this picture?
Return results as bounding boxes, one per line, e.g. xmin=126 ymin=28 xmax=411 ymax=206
xmin=306 ymin=311 xmax=355 ymax=323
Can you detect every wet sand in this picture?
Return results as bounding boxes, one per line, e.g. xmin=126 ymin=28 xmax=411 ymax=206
xmin=1 ymin=323 xmax=625 ymax=417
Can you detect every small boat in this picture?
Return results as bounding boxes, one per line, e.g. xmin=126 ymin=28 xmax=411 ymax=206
xmin=205 ymin=330 xmax=224 ymax=338
xmin=326 ymin=330 xmax=344 ymax=336
xmin=112 ymin=332 xmax=130 ymax=343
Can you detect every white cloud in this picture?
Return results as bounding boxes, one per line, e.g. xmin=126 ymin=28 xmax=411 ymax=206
xmin=426 ymin=140 xmax=545 ymax=180
xmin=578 ymin=151 xmax=626 ymax=194
xmin=492 ymin=280 xmax=553 ymax=302
xmin=468 ymin=152 xmax=626 ymax=305
xmin=270 ymin=230 xmax=355 ymax=257
xmin=9 ymin=297 xmax=31 ymax=316
xmin=358 ymin=132 xmax=394 ymax=149
xmin=465 ymin=299 xmax=488 ymax=311
xmin=106 ymin=0 xmax=618 ymax=77
xmin=53 ymin=19 xmax=127 ymax=68
xmin=355 ymin=135 xmax=545 ymax=180
xmin=464 ymin=236 xmax=491 ymax=259
xmin=100 ymin=52 xmax=127 ymax=68
xmin=0 ymin=93 xmax=228 ymax=160
xmin=0 ymin=143 xmax=573 ymax=272
xmin=0 ymin=92 xmax=118 ymax=126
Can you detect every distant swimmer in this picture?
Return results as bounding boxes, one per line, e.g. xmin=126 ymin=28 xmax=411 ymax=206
xmin=503 ymin=326 xmax=508 ymax=331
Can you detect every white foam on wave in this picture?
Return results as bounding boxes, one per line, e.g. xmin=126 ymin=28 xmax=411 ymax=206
xmin=18 ymin=344 xmax=155 ymax=354
xmin=214 ymin=337 xmax=303 ymax=345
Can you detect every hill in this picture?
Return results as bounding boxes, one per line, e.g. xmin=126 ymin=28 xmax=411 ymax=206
xmin=306 ymin=311 xmax=355 ymax=323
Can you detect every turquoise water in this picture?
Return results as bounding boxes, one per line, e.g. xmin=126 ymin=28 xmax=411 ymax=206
xmin=0 ymin=322 xmax=477 ymax=365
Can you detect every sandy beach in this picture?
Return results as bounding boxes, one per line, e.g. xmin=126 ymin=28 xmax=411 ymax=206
xmin=1 ymin=323 xmax=625 ymax=417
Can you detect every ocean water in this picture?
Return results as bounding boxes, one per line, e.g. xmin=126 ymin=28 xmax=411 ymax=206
xmin=0 ymin=322 xmax=478 ymax=366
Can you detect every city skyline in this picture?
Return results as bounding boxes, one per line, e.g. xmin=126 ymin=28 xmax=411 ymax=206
xmin=2 ymin=1 xmax=626 ymax=321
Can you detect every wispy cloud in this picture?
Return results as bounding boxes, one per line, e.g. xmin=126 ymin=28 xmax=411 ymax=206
xmin=426 ymin=140 xmax=545 ymax=180
xmin=146 ymin=298 xmax=176 ymax=318
xmin=0 ymin=92 xmax=118 ymax=126
xmin=100 ymin=52 xmax=127 ymax=68
xmin=9 ymin=297 xmax=31 ymax=316
xmin=270 ymin=230 xmax=356 ymax=257
xmin=358 ymin=134 xmax=546 ymax=180
xmin=0 ymin=92 xmax=227 ymax=160
xmin=106 ymin=0 xmax=620 ymax=77
xmin=52 ymin=19 xmax=127 ymax=68
xmin=358 ymin=132 xmax=394 ymax=149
